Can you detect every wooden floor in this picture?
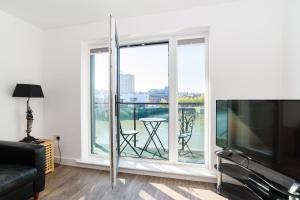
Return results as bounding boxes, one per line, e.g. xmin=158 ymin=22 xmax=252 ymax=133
xmin=39 ymin=165 xmax=227 ymax=200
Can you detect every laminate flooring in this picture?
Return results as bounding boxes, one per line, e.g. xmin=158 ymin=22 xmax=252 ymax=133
xmin=39 ymin=165 xmax=227 ymax=200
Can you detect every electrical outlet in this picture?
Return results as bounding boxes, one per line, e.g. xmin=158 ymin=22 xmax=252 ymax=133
xmin=54 ymin=135 xmax=60 ymax=140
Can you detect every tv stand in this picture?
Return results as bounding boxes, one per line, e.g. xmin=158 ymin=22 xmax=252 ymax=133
xmin=215 ymin=149 xmax=300 ymax=200
xmin=289 ymin=183 xmax=300 ymax=200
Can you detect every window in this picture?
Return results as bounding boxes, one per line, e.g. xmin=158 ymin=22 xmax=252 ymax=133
xmin=119 ymin=42 xmax=169 ymax=160
xmin=90 ymin=47 xmax=110 ymax=156
xmin=177 ymin=38 xmax=207 ymax=164
xmin=89 ymin=35 xmax=208 ymax=165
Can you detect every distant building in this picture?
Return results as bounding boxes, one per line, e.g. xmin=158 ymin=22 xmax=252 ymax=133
xmin=95 ymin=89 xmax=109 ymax=103
xmin=178 ymin=92 xmax=202 ymax=98
xmin=120 ymin=74 xmax=135 ymax=94
xmin=121 ymin=92 xmax=149 ymax=102
xmin=149 ymin=86 xmax=169 ymax=103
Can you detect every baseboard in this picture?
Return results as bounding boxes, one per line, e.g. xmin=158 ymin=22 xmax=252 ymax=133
xmin=119 ymin=167 xmax=216 ymax=183
xmin=54 ymin=156 xmax=217 ymax=183
xmin=54 ymin=156 xmax=109 ymax=171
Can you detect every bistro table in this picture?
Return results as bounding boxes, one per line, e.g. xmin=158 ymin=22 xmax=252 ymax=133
xmin=139 ymin=117 xmax=167 ymax=159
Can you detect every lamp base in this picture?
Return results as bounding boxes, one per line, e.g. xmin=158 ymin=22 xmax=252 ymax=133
xmin=20 ymin=135 xmax=40 ymax=144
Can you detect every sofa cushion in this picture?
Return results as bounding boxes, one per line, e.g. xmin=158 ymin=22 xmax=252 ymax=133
xmin=0 ymin=164 xmax=37 ymax=195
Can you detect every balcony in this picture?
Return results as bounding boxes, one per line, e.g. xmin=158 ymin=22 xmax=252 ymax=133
xmin=92 ymin=102 xmax=205 ymax=164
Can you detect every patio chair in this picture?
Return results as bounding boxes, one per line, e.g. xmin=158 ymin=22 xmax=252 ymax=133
xmin=178 ymin=108 xmax=196 ymax=157
xmin=120 ymin=124 xmax=140 ymax=157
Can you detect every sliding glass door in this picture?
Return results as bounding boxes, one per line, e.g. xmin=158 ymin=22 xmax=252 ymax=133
xmin=90 ymin=32 xmax=208 ymax=180
xmin=119 ymin=42 xmax=169 ymax=160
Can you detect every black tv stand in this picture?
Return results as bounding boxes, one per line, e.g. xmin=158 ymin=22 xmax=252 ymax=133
xmin=215 ymin=149 xmax=300 ymax=200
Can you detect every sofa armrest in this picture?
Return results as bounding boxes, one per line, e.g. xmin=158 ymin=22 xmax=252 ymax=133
xmin=0 ymin=140 xmax=46 ymax=193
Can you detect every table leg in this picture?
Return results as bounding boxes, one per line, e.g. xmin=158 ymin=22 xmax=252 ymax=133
xmin=147 ymin=122 xmax=164 ymax=157
xmin=140 ymin=122 xmax=153 ymax=156
xmin=149 ymin=122 xmax=166 ymax=152
xmin=149 ymin=122 xmax=163 ymax=157
xmin=134 ymin=135 xmax=136 ymax=147
xmin=140 ymin=122 xmax=163 ymax=158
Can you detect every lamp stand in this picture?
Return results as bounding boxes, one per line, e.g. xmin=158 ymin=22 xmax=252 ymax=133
xmin=20 ymin=98 xmax=38 ymax=143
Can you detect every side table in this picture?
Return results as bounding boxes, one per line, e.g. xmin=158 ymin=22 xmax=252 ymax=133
xmin=38 ymin=139 xmax=55 ymax=174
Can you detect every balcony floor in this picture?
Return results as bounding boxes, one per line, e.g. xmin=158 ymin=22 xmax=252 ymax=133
xmin=93 ymin=144 xmax=205 ymax=164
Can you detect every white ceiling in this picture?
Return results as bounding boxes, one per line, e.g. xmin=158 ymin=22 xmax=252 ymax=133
xmin=0 ymin=0 xmax=237 ymax=29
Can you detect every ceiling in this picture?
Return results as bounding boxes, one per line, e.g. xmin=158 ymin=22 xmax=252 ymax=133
xmin=0 ymin=0 xmax=237 ymax=29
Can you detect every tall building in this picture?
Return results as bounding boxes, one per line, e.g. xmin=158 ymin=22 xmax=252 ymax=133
xmin=120 ymin=74 xmax=135 ymax=94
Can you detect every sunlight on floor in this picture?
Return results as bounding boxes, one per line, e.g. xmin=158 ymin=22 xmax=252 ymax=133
xmin=90 ymin=184 xmax=97 ymax=192
xmin=42 ymin=166 xmax=222 ymax=200
xmin=190 ymin=187 xmax=227 ymax=200
xmin=177 ymin=185 xmax=190 ymax=193
xmin=150 ymin=182 xmax=189 ymax=200
xmin=139 ymin=190 xmax=156 ymax=200
xmin=118 ymin=178 xmax=126 ymax=184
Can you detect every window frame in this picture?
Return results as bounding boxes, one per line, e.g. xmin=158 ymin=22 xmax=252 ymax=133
xmin=119 ymin=41 xmax=171 ymax=160
xmin=88 ymin=33 xmax=210 ymax=168
xmin=174 ymin=35 xmax=210 ymax=167
xmin=88 ymin=43 xmax=109 ymax=159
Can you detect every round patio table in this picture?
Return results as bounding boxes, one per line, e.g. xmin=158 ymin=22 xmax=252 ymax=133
xmin=139 ymin=118 xmax=167 ymax=159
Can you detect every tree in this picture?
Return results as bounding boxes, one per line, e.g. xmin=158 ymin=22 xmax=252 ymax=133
xmin=177 ymin=95 xmax=204 ymax=105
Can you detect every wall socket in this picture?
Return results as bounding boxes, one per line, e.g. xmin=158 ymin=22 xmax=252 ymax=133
xmin=54 ymin=135 xmax=60 ymax=140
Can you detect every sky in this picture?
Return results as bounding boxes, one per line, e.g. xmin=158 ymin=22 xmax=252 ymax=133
xmin=177 ymin=43 xmax=206 ymax=93
xmin=120 ymin=44 xmax=168 ymax=92
xmin=94 ymin=42 xmax=206 ymax=93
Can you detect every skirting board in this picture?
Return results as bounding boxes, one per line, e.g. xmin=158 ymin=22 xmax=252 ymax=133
xmin=54 ymin=156 xmax=109 ymax=171
xmin=54 ymin=156 xmax=218 ymax=183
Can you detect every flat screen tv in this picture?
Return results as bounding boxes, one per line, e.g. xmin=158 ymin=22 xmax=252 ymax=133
xmin=216 ymin=100 xmax=300 ymax=181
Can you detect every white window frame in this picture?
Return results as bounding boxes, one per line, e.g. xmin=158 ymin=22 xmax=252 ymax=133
xmin=83 ymin=31 xmax=211 ymax=177
xmin=87 ymin=43 xmax=109 ymax=161
xmin=172 ymin=34 xmax=210 ymax=168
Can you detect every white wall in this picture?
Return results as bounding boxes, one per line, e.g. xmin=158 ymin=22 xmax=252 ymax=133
xmin=0 ymin=10 xmax=44 ymax=141
xmin=43 ymin=0 xmax=284 ymax=169
xmin=283 ymin=0 xmax=300 ymax=97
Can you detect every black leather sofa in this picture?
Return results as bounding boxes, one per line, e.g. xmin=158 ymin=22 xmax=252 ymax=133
xmin=0 ymin=141 xmax=45 ymax=200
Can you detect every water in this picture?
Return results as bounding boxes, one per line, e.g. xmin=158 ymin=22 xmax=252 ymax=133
xmin=92 ymin=103 xmax=205 ymax=163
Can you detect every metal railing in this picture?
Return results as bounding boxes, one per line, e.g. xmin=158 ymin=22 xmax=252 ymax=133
xmin=119 ymin=102 xmax=168 ymax=129
xmin=119 ymin=102 xmax=168 ymax=147
xmin=92 ymin=101 xmax=204 ymax=156
xmin=93 ymin=102 xmax=202 ymax=131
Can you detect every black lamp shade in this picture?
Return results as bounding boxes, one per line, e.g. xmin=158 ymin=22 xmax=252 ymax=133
xmin=12 ymin=84 xmax=44 ymax=98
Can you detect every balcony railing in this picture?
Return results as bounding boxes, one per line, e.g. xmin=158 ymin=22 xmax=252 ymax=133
xmin=119 ymin=102 xmax=168 ymax=148
xmin=92 ymin=102 xmax=205 ymax=163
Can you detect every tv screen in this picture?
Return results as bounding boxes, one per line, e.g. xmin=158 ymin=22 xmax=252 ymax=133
xmin=216 ymin=100 xmax=300 ymax=181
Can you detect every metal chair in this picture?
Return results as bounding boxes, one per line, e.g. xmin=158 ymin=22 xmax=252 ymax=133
xmin=119 ymin=124 xmax=140 ymax=157
xmin=178 ymin=108 xmax=196 ymax=157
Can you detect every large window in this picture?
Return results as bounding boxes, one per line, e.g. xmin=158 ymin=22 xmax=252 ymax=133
xmin=177 ymin=38 xmax=207 ymax=164
xmin=119 ymin=42 xmax=169 ymax=160
xmin=90 ymin=47 xmax=109 ymax=156
xmin=90 ymin=35 xmax=208 ymax=165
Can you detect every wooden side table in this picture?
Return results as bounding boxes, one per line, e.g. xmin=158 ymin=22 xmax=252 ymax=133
xmin=38 ymin=139 xmax=55 ymax=174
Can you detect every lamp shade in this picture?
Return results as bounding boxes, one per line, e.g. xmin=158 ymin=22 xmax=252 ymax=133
xmin=12 ymin=84 xmax=44 ymax=98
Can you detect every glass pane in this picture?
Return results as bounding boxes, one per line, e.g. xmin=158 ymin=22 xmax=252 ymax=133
xmin=177 ymin=38 xmax=206 ymax=164
xmin=91 ymin=47 xmax=110 ymax=156
xmin=119 ymin=43 xmax=169 ymax=160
